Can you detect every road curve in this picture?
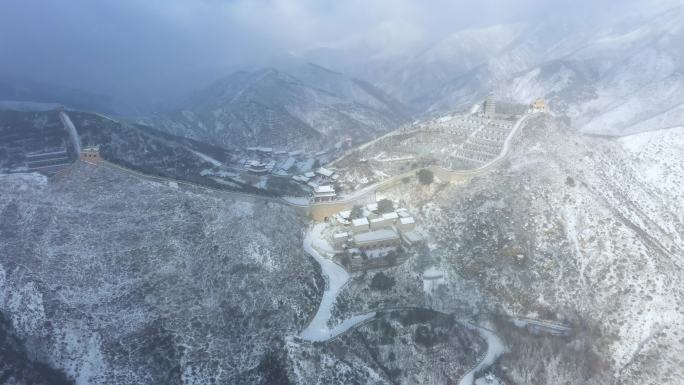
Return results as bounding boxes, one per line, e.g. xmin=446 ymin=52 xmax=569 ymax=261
xmin=458 ymin=322 xmax=506 ymax=385
xmin=298 ymin=224 xmax=376 ymax=341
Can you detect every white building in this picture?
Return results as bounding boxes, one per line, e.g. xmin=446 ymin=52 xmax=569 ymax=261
xmin=400 ymin=230 xmax=422 ymax=247
xmin=396 ymin=208 xmax=410 ymax=218
xmin=332 ymin=232 xmax=349 ymax=247
xmin=398 ymin=217 xmax=416 ymax=232
xmin=312 ymin=185 xmax=336 ymax=202
xmin=354 ymin=229 xmax=401 ymax=250
xmin=370 ymin=217 xmax=392 ymax=231
xmin=351 ymin=217 xmax=370 ymax=233
xmin=279 ymin=157 xmax=296 ymax=171
xmin=246 ymin=160 xmax=268 ymax=174
xmin=316 ymin=167 xmax=334 ymax=178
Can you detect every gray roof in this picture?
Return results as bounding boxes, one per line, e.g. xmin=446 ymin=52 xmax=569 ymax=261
xmin=354 ymin=229 xmax=399 ymax=244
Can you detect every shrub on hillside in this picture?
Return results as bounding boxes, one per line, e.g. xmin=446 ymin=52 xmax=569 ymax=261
xmin=417 ymin=169 xmax=434 ymax=185
xmin=377 ymin=199 xmax=394 ymax=214
xmin=370 ymin=272 xmax=395 ymax=291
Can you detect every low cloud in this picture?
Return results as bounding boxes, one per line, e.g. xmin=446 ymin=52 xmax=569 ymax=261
xmin=0 ymin=0 xmax=642 ymax=102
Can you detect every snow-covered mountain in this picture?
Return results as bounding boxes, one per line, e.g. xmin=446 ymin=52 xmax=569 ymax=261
xmin=139 ymin=64 xmax=411 ymax=150
xmin=496 ymin=3 xmax=684 ymax=136
xmin=0 ymin=79 xmax=145 ymax=115
xmin=0 ymin=163 xmax=321 ymax=384
xmin=2 ymin=1 xmax=684 ymax=383
xmin=370 ymin=116 xmax=684 ymax=384
xmin=300 ymin=1 xmax=684 ymax=136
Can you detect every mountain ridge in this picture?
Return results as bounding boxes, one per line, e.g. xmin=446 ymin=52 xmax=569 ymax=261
xmin=139 ymin=63 xmax=412 ymax=150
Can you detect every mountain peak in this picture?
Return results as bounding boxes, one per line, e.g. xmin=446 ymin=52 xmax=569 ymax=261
xmin=141 ymin=65 xmax=411 ymax=150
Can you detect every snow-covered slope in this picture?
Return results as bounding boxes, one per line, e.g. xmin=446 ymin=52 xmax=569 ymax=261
xmin=0 ymin=163 xmax=321 ymax=384
xmin=367 ymin=23 xmax=527 ymax=106
xmin=139 ymin=64 xmax=411 ymax=150
xmin=502 ymin=4 xmax=684 ymax=136
xmin=301 ymin=1 xmax=684 ymax=136
xmin=448 ymin=3 xmax=684 ymax=136
xmin=397 ymin=116 xmax=684 ymax=384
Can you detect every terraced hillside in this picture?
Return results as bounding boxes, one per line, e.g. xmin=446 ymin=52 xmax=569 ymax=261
xmin=374 ymin=115 xmax=684 ymax=384
xmin=333 ymin=111 xmax=520 ymax=191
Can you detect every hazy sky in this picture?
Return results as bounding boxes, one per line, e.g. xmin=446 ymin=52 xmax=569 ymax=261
xmin=0 ymin=0 xmax=633 ymax=102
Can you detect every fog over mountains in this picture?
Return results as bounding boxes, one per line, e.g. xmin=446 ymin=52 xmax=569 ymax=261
xmin=139 ymin=64 xmax=410 ymax=149
xmin=1 ymin=1 xmax=684 ymax=385
xmin=135 ymin=0 xmax=684 ymax=143
xmin=2 ymin=0 xmax=683 ymax=139
xmin=297 ymin=0 xmax=684 ymax=135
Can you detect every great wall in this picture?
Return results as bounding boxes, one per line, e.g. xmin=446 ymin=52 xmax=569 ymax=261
xmin=51 ymin=109 xmax=535 ymax=223
xmin=306 ymin=112 xmax=536 ymax=220
xmin=47 ymin=108 xmax=559 ymax=384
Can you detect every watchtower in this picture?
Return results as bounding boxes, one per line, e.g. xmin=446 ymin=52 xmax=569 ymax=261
xmin=531 ymin=99 xmax=547 ymax=112
xmin=80 ymin=146 xmax=101 ymax=165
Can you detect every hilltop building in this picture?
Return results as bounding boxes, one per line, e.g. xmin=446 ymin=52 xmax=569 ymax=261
xmin=333 ymin=232 xmax=349 ymax=247
xmin=80 ymin=146 xmax=101 ymax=165
xmin=315 ymin=167 xmax=334 ymax=178
xmin=245 ymin=160 xmax=268 ymax=174
xmin=325 ymin=200 xmax=424 ymax=271
xmin=332 ymin=200 xmax=422 ymax=249
xmin=398 ymin=217 xmax=416 ymax=232
xmin=353 ymin=229 xmax=401 ymax=250
xmin=531 ymin=99 xmax=548 ymax=112
xmin=312 ymin=185 xmax=336 ymax=202
xmin=351 ymin=217 xmax=370 ymax=233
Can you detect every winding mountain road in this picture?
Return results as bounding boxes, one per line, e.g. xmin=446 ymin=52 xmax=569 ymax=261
xmin=296 ymin=225 xmax=507 ymax=384
xmin=298 ymin=224 xmax=376 ymax=341
xmin=458 ymin=323 xmax=506 ymax=385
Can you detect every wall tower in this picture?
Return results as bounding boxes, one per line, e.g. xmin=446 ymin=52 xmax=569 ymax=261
xmin=80 ymin=146 xmax=101 ymax=165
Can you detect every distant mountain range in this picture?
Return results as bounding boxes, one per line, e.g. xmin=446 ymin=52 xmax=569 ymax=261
xmin=138 ymin=64 xmax=411 ymax=150
xmin=0 ymin=79 xmax=144 ymax=115
xmin=424 ymin=2 xmax=684 ymax=136
xmin=4 ymin=0 xmax=683 ymax=144
xmin=299 ymin=1 xmax=684 ymax=136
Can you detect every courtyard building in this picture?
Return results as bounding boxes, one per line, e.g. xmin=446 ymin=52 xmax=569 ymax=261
xmin=312 ymin=185 xmax=337 ymax=202
xmin=333 ymin=232 xmax=349 ymax=247
xmin=398 ymin=217 xmax=416 ymax=232
xmin=354 ymin=229 xmax=401 ymax=250
xmin=351 ymin=217 xmax=370 ymax=233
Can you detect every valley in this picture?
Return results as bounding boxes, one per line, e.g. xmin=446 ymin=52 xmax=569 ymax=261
xmin=137 ymin=64 xmax=411 ymax=151
xmin=2 ymin=94 xmax=682 ymax=384
xmin=2 ymin=1 xmax=684 ymax=382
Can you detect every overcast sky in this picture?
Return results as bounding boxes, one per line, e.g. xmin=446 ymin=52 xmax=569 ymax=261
xmin=0 ymin=0 xmax=637 ymax=102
